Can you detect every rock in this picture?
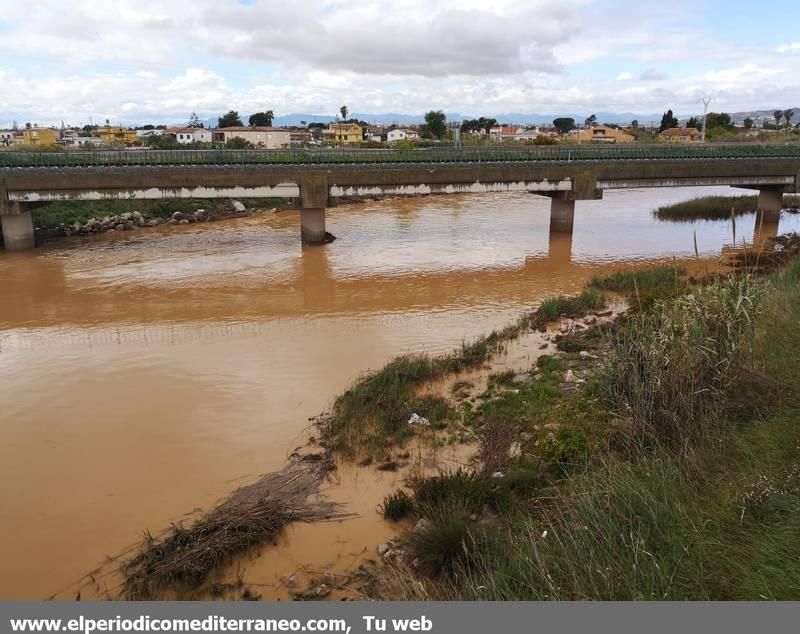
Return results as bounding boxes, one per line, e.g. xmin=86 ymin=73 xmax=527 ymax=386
xmin=584 ymin=315 xmax=598 ymax=325
xmin=508 ymin=441 xmax=522 ymax=458
xmin=171 ymin=211 xmax=184 ymax=222
xmin=543 ymin=423 xmax=561 ymax=432
xmin=357 ymin=456 xmax=373 ymax=467
xmin=519 ymin=432 xmax=533 ymax=442
xmin=179 ymin=219 xmax=190 ymax=225
xmin=147 ymin=219 xmax=159 ymax=227
xmin=376 ymin=460 xmax=399 ymax=471
xmin=413 ymin=518 xmax=433 ymax=534
xmin=539 ymin=343 xmax=548 ymax=350
xmin=122 ymin=221 xmax=134 ymax=230
xmin=121 ymin=212 xmax=132 ymax=221
xmin=300 ymin=450 xmax=325 ymax=462
xmin=114 ymin=223 xmax=125 ymax=231
xmin=281 ymin=573 xmax=298 ymax=588
xmin=378 ymin=543 xmax=392 ymax=556
xmin=408 ymin=413 xmax=430 ymax=426
xmin=579 ymin=351 xmax=596 ymax=360
xmin=559 ymin=321 xmax=571 ymax=334
xmin=564 ymin=369 xmax=577 ymax=383
xmin=511 ymin=372 xmax=529 ymax=385
xmin=167 ymin=219 xmax=178 ymax=225
xmin=596 ymin=310 xmax=613 ymax=318
xmin=231 ymin=200 xmax=246 ymax=213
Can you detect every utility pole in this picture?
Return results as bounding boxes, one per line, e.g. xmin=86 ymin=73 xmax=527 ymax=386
xmin=701 ymin=97 xmax=711 ymax=142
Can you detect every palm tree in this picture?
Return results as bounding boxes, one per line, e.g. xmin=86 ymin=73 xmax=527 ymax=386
xmin=784 ymin=109 xmax=795 ymax=131
xmin=340 ymin=105 xmax=349 ymax=122
xmin=774 ymin=110 xmax=783 ymax=128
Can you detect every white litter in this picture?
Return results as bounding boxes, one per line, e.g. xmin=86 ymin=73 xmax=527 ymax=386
xmin=408 ymin=413 xmax=431 ymax=426
xmin=491 ymin=472 xmax=505 ymax=479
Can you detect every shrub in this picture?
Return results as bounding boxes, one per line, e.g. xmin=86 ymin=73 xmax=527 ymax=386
xmin=381 ymin=490 xmax=414 ymax=520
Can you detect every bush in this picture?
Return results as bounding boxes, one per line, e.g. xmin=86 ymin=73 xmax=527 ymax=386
xmin=381 ymin=490 xmax=414 ymax=520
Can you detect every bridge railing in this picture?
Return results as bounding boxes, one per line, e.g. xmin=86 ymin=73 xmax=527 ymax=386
xmin=1 ymin=143 xmax=800 ymax=167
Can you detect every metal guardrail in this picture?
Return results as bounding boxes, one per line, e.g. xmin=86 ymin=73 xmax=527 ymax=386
xmin=1 ymin=144 xmax=800 ymax=168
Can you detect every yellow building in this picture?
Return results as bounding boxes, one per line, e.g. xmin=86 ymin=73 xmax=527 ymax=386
xmin=21 ymin=127 xmax=59 ymax=145
xmin=659 ymin=127 xmax=703 ymax=143
xmin=93 ymin=126 xmax=139 ymax=145
xmin=573 ymin=125 xmax=635 ymax=144
xmin=322 ymin=122 xmax=364 ymax=144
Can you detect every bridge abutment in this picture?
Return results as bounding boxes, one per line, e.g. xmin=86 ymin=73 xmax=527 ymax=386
xmin=1 ymin=203 xmax=35 ymax=251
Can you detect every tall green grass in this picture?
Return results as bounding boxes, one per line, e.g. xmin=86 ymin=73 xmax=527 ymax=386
xmin=589 ymin=265 xmax=687 ymax=294
xmin=654 ymin=195 xmax=800 ymax=222
xmin=454 ymin=259 xmax=800 ymax=600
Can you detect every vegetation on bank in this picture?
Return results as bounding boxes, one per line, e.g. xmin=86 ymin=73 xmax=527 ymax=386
xmin=322 ymin=289 xmax=606 ymax=457
xmin=369 ymin=243 xmax=800 ymax=600
xmin=31 ymin=198 xmax=291 ymax=229
xmin=654 ymin=195 xmax=800 ymax=222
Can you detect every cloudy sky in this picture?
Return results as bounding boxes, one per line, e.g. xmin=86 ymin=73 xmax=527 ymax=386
xmin=0 ymin=0 xmax=798 ymax=126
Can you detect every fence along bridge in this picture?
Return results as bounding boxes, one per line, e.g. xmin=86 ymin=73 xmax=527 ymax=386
xmin=1 ymin=144 xmax=799 ymax=250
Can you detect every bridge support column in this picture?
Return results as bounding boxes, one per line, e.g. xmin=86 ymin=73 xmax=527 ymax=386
xmin=757 ymin=189 xmax=783 ymax=223
xmin=299 ymin=174 xmax=331 ymax=245
xmin=300 ymin=208 xmax=327 ymax=244
xmin=753 ymin=209 xmax=780 ymax=246
xmin=1 ymin=203 xmax=35 ymax=251
xmin=548 ymin=194 xmax=575 ymax=234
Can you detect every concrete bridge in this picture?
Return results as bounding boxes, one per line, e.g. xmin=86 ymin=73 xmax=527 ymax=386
xmin=2 ymin=144 xmax=799 ymax=250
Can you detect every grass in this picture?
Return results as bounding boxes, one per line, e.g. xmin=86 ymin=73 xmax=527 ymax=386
xmin=322 ymin=291 xmax=606 ymax=457
xmin=443 ymin=256 xmax=800 ymax=600
xmin=382 ymin=490 xmax=415 ymax=521
xmin=31 ymin=197 xmax=290 ymax=228
xmin=654 ymin=195 xmax=800 ymax=222
xmin=589 ymin=265 xmax=687 ymax=295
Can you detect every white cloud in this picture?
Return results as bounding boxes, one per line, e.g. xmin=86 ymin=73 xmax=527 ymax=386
xmin=777 ymin=42 xmax=800 ymax=53
xmin=616 ymin=72 xmax=633 ymax=81
xmin=640 ymin=68 xmax=666 ymax=81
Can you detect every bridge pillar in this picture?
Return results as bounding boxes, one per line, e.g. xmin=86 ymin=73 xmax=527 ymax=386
xmin=300 ymin=208 xmax=327 ymax=244
xmin=299 ymin=174 xmax=331 ymax=245
xmin=753 ymin=209 xmax=780 ymax=247
xmin=1 ymin=203 xmax=35 ymax=251
xmin=548 ymin=194 xmax=575 ymax=234
xmin=757 ymin=189 xmax=783 ymax=223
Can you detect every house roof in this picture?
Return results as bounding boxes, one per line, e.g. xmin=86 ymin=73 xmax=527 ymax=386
xmin=217 ymin=126 xmax=289 ymax=132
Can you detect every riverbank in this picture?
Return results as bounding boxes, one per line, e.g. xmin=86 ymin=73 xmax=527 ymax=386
xmin=349 ymin=234 xmax=800 ymax=600
xmin=31 ymin=198 xmax=293 ymax=242
xmin=654 ymin=194 xmax=800 ymax=221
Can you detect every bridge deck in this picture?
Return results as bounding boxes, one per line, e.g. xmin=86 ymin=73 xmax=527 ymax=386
xmin=2 ymin=143 xmax=800 ymax=168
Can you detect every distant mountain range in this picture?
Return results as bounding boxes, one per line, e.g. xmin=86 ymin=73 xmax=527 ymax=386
xmin=4 ymin=107 xmax=798 ymax=130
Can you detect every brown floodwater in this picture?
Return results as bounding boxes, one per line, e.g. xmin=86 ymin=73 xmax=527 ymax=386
xmin=1 ymin=187 xmax=797 ymax=599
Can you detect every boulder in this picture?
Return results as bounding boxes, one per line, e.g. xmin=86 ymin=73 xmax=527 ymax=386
xmin=231 ymin=200 xmax=246 ymax=212
xmin=179 ymin=219 xmax=190 ymax=225
xmin=171 ymin=211 xmax=184 ymax=222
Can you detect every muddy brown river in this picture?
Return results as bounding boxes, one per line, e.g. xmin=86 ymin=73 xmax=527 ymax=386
xmin=1 ymin=187 xmax=796 ymax=599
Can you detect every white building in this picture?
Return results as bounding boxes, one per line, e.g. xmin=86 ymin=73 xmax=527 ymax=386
xmin=168 ymin=127 xmax=213 ymax=144
xmin=387 ymin=128 xmax=419 ymax=143
xmin=0 ymin=130 xmax=14 ymax=146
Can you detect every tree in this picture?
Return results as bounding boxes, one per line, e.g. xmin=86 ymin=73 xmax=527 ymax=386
xmin=25 ymin=122 xmax=31 ymax=129
xmin=423 ymin=110 xmax=447 ymax=139
xmin=774 ymin=110 xmax=783 ymax=128
xmin=631 ymin=119 xmax=639 ymax=128
xmin=743 ymin=117 xmax=754 ymax=130
xmin=705 ymin=112 xmax=732 ymax=129
xmin=686 ymin=116 xmax=699 ymax=129
xmin=784 ymin=109 xmax=794 ymax=130
xmin=460 ymin=117 xmax=497 ymax=134
xmin=658 ymin=109 xmax=678 ymax=132
xmin=552 ymin=117 xmax=576 ymax=135
xmin=340 ymin=105 xmax=348 ymax=122
xmin=187 ymin=112 xmax=204 ymax=128
xmin=584 ymin=114 xmax=598 ymax=128
xmin=248 ymin=110 xmax=274 ymax=127
xmin=218 ymin=110 xmax=243 ymax=128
